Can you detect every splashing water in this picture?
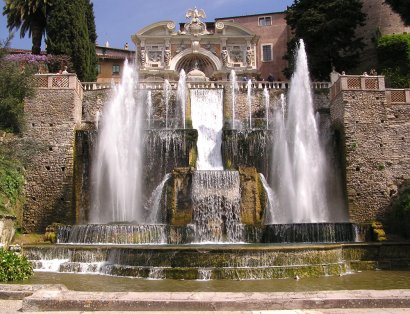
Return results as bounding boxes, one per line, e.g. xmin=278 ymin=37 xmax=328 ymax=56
xmin=263 ymin=87 xmax=270 ymax=129
xmin=90 ymin=60 xmax=144 ymax=223
xmin=247 ymin=79 xmax=252 ymax=128
xmin=177 ymin=70 xmax=187 ymax=129
xmin=164 ymin=79 xmax=171 ymax=129
xmin=270 ymin=40 xmax=337 ymax=223
xmin=230 ymin=70 xmax=237 ymax=129
xmin=147 ymin=90 xmax=152 ymax=129
xmin=191 ymin=89 xmax=224 ymax=170
xmin=146 ymin=173 xmax=171 ymax=224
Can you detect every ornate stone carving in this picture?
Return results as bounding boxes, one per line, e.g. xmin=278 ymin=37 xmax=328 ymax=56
xmin=184 ymin=7 xmax=209 ymax=36
xmin=139 ymin=50 xmax=146 ymax=66
xmin=246 ymin=48 xmax=254 ymax=67
xmin=229 ymin=50 xmax=243 ymax=63
xmin=148 ymin=51 xmax=162 ymax=62
xmin=164 ymin=49 xmax=171 ymax=66
xmin=167 ymin=22 xmax=176 ymax=31
xmin=221 ymin=49 xmax=228 ymax=66
xmin=215 ymin=21 xmax=224 ymax=30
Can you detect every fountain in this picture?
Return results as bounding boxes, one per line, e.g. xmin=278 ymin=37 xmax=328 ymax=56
xmin=25 ymin=40 xmax=366 ymax=280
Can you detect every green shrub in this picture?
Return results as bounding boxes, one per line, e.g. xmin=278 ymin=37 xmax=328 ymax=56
xmin=0 ymin=249 xmax=33 ymax=282
xmin=377 ymin=34 xmax=410 ymax=88
xmin=0 ymin=157 xmax=25 ymax=217
xmin=391 ymin=184 xmax=410 ymax=238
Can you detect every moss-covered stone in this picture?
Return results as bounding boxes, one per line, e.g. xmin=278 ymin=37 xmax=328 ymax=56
xmin=238 ymin=167 xmax=263 ymax=225
xmin=371 ymin=221 xmax=387 ymax=241
xmin=168 ymin=168 xmax=193 ymax=226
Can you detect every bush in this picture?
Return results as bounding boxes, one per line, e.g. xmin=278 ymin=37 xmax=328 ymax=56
xmin=0 ymin=156 xmax=25 ymax=217
xmin=390 ymin=184 xmax=410 ymax=238
xmin=377 ymin=34 xmax=410 ymax=88
xmin=0 ymin=249 xmax=33 ymax=282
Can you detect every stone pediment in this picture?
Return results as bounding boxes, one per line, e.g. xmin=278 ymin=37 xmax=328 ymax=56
xmin=136 ymin=21 xmax=176 ymax=37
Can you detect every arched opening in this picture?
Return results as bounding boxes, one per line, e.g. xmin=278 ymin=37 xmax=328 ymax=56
xmin=176 ymin=53 xmax=216 ymax=78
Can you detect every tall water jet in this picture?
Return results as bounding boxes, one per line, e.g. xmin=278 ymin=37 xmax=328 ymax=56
xmin=163 ymin=79 xmax=171 ymax=128
xmin=230 ymin=70 xmax=237 ymax=129
xmin=270 ymin=40 xmax=342 ymax=223
xmin=263 ymin=87 xmax=270 ymax=129
xmin=191 ymin=89 xmax=223 ymax=170
xmin=247 ymin=79 xmax=252 ymax=128
xmin=176 ymin=70 xmax=186 ymax=129
xmin=90 ymin=60 xmax=144 ymax=223
xmin=146 ymin=90 xmax=152 ymax=129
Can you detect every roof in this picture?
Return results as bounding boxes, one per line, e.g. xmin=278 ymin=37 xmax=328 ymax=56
xmin=215 ymin=11 xmax=285 ymax=20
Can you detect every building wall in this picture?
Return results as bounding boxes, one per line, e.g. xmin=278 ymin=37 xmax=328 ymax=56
xmin=330 ymin=77 xmax=410 ymax=223
xmin=217 ymin=13 xmax=289 ymax=81
xmin=23 ymin=80 xmax=82 ymax=232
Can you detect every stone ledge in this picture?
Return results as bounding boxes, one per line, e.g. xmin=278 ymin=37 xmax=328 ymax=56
xmin=0 ymin=284 xmax=67 ymax=300
xmin=21 ymin=289 xmax=410 ymax=312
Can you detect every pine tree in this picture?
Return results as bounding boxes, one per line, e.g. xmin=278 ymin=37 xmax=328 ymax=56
xmin=46 ymin=0 xmax=97 ymax=81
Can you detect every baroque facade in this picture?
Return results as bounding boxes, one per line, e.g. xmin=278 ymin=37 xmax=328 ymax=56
xmin=132 ymin=8 xmax=259 ymax=81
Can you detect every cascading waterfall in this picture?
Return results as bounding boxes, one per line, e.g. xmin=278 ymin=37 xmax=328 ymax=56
xmin=270 ymin=40 xmax=336 ymax=223
xmin=263 ymin=87 xmax=270 ymax=129
xmin=247 ymin=79 xmax=252 ymax=128
xmin=191 ymin=89 xmax=223 ymax=170
xmin=146 ymin=90 xmax=152 ymax=129
xmin=90 ymin=60 xmax=144 ymax=223
xmin=259 ymin=174 xmax=277 ymax=224
xmin=146 ymin=173 xmax=171 ymax=224
xmin=191 ymin=171 xmax=241 ymax=243
xmin=163 ymin=79 xmax=171 ymax=128
xmin=176 ymin=70 xmax=186 ymax=129
xmin=95 ymin=110 xmax=101 ymax=130
xmin=230 ymin=70 xmax=237 ymax=129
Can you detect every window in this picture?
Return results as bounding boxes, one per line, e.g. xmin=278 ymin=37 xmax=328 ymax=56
xmin=258 ymin=16 xmax=272 ymax=26
xmin=96 ymin=64 xmax=101 ymax=74
xmin=262 ymin=44 xmax=273 ymax=62
xmin=112 ymin=64 xmax=120 ymax=74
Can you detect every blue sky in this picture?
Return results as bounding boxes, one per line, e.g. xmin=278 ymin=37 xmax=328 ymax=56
xmin=0 ymin=0 xmax=294 ymax=50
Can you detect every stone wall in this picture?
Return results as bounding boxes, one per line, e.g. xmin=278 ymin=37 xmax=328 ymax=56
xmin=23 ymin=76 xmax=82 ymax=232
xmin=330 ymin=76 xmax=410 ymax=223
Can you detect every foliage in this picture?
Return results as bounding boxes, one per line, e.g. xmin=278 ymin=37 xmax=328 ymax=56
xmin=0 ymin=156 xmax=25 ymax=217
xmin=0 ymin=249 xmax=33 ymax=282
xmin=385 ymin=0 xmax=410 ymax=26
xmin=0 ymin=40 xmax=36 ymax=133
xmin=285 ymin=0 xmax=366 ymax=80
xmin=46 ymin=0 xmax=97 ymax=81
xmin=377 ymin=34 xmax=410 ymax=88
xmin=390 ymin=184 xmax=410 ymax=239
xmin=4 ymin=53 xmax=73 ymax=73
xmin=2 ymin=0 xmax=52 ymax=54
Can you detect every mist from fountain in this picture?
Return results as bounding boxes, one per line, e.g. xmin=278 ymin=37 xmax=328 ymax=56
xmin=90 ymin=60 xmax=144 ymax=223
xmin=269 ymin=40 xmax=343 ymax=223
xmin=176 ymin=70 xmax=187 ymax=129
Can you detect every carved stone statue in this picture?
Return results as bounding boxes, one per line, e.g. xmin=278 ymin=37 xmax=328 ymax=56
xmin=246 ymin=49 xmax=254 ymax=67
xmin=139 ymin=50 xmax=146 ymax=67
xmin=221 ymin=49 xmax=228 ymax=66
xmin=184 ymin=7 xmax=209 ymax=36
xmin=164 ymin=50 xmax=171 ymax=67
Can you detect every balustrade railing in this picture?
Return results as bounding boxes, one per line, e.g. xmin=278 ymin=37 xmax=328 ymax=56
xmin=82 ymin=80 xmax=330 ymax=91
xmin=34 ymin=74 xmax=83 ymax=99
xmin=330 ymin=75 xmax=385 ymax=98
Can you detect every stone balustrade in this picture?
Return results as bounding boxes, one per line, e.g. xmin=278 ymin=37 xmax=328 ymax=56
xmin=331 ymin=74 xmax=410 ymax=105
xmin=82 ymin=80 xmax=330 ymax=91
xmin=34 ymin=74 xmax=83 ymax=99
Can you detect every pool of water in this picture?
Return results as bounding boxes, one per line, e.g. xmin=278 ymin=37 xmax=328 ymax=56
xmin=14 ymin=270 xmax=410 ymax=292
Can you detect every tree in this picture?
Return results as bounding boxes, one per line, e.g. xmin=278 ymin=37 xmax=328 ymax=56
xmin=285 ymin=0 xmax=366 ymax=80
xmin=385 ymin=0 xmax=410 ymax=26
xmin=377 ymin=34 xmax=410 ymax=88
xmin=2 ymin=0 xmax=51 ymax=55
xmin=46 ymin=0 xmax=97 ymax=81
xmin=0 ymin=36 xmax=35 ymax=133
